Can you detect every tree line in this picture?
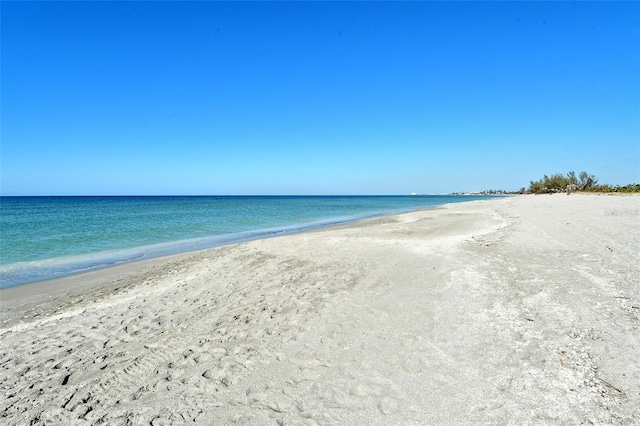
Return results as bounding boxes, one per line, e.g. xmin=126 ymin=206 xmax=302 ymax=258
xmin=528 ymin=171 xmax=640 ymax=194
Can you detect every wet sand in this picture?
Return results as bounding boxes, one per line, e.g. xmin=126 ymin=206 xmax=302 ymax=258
xmin=1 ymin=194 xmax=638 ymax=424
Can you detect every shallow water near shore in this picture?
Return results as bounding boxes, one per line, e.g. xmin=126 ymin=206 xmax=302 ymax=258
xmin=0 ymin=195 xmax=493 ymax=288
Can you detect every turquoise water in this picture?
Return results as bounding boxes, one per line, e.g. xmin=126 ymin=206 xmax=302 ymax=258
xmin=0 ymin=195 xmax=491 ymax=288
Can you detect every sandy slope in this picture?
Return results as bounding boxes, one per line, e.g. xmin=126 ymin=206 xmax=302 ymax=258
xmin=1 ymin=194 xmax=638 ymax=425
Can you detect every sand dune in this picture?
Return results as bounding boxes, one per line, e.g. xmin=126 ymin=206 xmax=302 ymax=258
xmin=1 ymin=194 xmax=639 ymax=424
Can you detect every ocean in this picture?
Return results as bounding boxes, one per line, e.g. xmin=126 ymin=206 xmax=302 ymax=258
xmin=0 ymin=195 xmax=492 ymax=288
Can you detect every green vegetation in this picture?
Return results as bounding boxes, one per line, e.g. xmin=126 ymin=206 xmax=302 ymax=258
xmin=528 ymin=171 xmax=640 ymax=194
xmin=588 ymin=183 xmax=640 ymax=193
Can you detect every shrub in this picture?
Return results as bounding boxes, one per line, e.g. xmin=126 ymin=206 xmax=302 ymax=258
xmin=527 ymin=171 xmax=639 ymax=194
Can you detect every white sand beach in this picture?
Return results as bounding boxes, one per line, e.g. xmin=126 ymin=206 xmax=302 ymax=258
xmin=1 ymin=194 xmax=639 ymax=425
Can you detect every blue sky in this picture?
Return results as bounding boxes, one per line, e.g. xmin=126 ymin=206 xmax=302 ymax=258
xmin=2 ymin=1 xmax=638 ymax=195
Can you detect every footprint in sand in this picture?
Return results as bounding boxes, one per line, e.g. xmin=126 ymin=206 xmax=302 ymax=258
xmin=402 ymin=353 xmax=426 ymax=374
xmin=378 ymin=396 xmax=398 ymax=415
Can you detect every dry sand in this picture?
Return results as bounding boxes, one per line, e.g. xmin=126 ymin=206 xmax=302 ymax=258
xmin=1 ymin=194 xmax=639 ymax=425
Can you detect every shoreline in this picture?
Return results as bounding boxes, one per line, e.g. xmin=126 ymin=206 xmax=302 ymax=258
xmin=1 ymin=194 xmax=638 ymax=424
xmin=0 ymin=201 xmax=461 ymax=326
xmin=0 ymin=198 xmax=486 ymax=322
xmin=1 ymin=195 xmax=500 ymax=290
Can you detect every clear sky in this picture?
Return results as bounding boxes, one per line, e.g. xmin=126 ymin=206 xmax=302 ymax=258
xmin=2 ymin=1 xmax=639 ymax=195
